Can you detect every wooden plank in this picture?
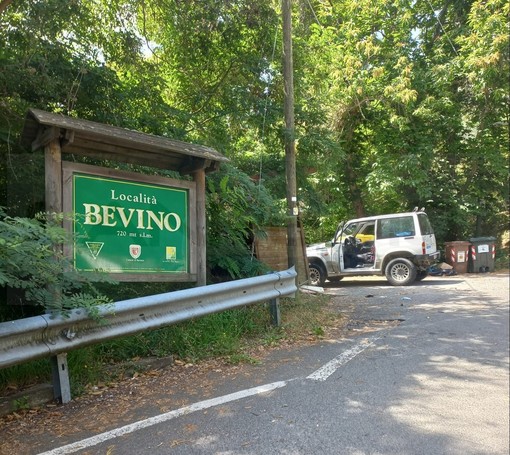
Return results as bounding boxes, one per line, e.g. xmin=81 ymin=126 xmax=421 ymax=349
xmin=79 ymin=273 xmax=198 ymax=283
xmin=298 ymin=218 xmax=310 ymax=282
xmin=62 ymin=138 xmax=181 ymax=163
xmin=179 ymin=158 xmax=208 ymax=174
xmin=45 ymin=139 xmax=62 ymax=214
xmin=255 ymin=226 xmax=308 ymax=283
xmin=61 ymin=161 xmax=195 ymax=190
xmin=44 ymin=138 xmax=69 ymax=403
xmin=194 ymin=169 xmax=206 ymax=286
xmin=25 ymin=108 xmax=228 ymax=162
xmin=61 ymin=140 xmax=214 ymax=174
xmin=33 ymin=126 xmax=60 ymax=152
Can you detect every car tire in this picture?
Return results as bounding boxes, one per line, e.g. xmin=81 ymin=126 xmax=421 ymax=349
xmin=308 ymin=262 xmax=326 ymax=287
xmin=385 ymin=258 xmax=417 ymax=286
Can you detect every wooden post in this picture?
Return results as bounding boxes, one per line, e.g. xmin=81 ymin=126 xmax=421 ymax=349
xmin=193 ymin=168 xmax=207 ymax=286
xmin=44 ymin=137 xmax=63 ymax=214
xmin=298 ymin=218 xmax=310 ymax=284
xmin=282 ymin=0 xmax=299 ymax=275
xmin=44 ymin=137 xmax=71 ymax=403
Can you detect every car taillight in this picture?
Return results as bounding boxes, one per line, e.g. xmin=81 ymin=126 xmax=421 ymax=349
xmin=422 ymin=241 xmax=426 ymax=254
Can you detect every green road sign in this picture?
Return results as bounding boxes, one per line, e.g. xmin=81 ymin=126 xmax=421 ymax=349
xmin=71 ymin=171 xmax=190 ymax=274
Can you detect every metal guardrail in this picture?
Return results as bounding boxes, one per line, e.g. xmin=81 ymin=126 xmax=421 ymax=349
xmin=0 ymin=267 xmax=297 ymax=369
xmin=0 ymin=267 xmax=297 ymax=403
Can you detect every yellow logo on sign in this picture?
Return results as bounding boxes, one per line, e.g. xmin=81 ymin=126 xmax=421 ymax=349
xmin=166 ymin=247 xmax=176 ymax=260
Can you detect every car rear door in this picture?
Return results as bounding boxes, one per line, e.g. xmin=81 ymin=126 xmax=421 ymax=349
xmin=417 ymin=213 xmax=437 ymax=256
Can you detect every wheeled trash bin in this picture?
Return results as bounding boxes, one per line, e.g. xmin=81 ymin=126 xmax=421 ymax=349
xmin=469 ymin=237 xmax=496 ymax=273
xmin=444 ymin=241 xmax=470 ymax=274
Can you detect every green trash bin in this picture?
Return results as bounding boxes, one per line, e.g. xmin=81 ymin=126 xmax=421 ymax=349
xmin=469 ymin=237 xmax=496 ymax=273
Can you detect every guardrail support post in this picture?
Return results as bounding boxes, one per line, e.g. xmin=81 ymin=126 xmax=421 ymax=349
xmin=269 ymin=298 xmax=281 ymax=326
xmin=50 ymin=353 xmax=71 ymax=404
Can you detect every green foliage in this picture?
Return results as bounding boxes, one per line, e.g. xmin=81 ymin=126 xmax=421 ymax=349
xmin=153 ymin=307 xmax=266 ymax=361
xmin=206 ymin=163 xmax=283 ymax=280
xmin=296 ymin=0 xmax=508 ymax=244
xmin=0 ymin=291 xmax=335 ymax=398
xmin=13 ymin=396 xmax=30 ymax=411
xmin=0 ymin=208 xmax=113 ymax=319
xmin=1 ymin=0 xmax=508 ymax=408
xmin=0 ymin=304 xmax=268 ymax=394
xmin=0 ymin=358 xmax=51 ymax=395
xmin=0 ymin=0 xmax=508 ymax=261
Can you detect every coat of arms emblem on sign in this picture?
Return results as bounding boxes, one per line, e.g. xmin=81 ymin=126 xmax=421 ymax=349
xmin=129 ymin=244 xmax=142 ymax=259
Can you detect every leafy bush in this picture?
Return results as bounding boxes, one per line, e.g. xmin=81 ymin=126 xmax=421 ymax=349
xmin=206 ymin=164 xmax=284 ymax=280
xmin=0 ymin=207 xmax=112 ymax=319
xmin=0 ymin=292 xmax=336 ymax=397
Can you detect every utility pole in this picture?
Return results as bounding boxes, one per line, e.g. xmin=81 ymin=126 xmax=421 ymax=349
xmin=282 ymin=0 xmax=299 ymax=274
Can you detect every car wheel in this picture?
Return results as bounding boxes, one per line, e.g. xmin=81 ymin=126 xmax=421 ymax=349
xmin=385 ymin=258 xmax=417 ymax=286
xmin=308 ymin=262 xmax=326 ymax=286
xmin=415 ymin=270 xmax=428 ymax=281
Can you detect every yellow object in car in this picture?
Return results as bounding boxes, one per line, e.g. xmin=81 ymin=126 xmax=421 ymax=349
xmin=355 ymin=233 xmax=375 ymax=243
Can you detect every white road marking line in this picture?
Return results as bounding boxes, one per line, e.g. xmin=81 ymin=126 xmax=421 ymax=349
xmin=37 ymin=335 xmax=384 ymax=455
xmin=306 ymin=334 xmax=382 ymax=381
xmin=36 ymin=381 xmax=288 ymax=455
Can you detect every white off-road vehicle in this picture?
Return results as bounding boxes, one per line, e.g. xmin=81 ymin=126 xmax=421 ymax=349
xmin=306 ymin=211 xmax=439 ymax=286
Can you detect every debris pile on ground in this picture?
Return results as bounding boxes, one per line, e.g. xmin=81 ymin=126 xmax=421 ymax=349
xmin=428 ymin=263 xmax=457 ymax=276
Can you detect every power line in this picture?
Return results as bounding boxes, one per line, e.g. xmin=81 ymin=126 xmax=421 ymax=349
xmin=305 ymin=0 xmax=321 ymax=26
xmin=424 ymin=0 xmax=459 ymax=56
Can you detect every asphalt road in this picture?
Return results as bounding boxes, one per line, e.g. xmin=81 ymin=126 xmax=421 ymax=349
xmin=1 ymin=273 xmax=509 ymax=455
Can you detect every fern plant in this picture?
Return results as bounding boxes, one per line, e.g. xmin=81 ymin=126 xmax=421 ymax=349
xmin=0 ymin=207 xmax=113 ymax=319
xmin=206 ymin=164 xmax=282 ymax=280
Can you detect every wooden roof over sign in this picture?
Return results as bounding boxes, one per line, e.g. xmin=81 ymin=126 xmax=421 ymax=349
xmin=20 ymin=108 xmax=228 ymax=174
